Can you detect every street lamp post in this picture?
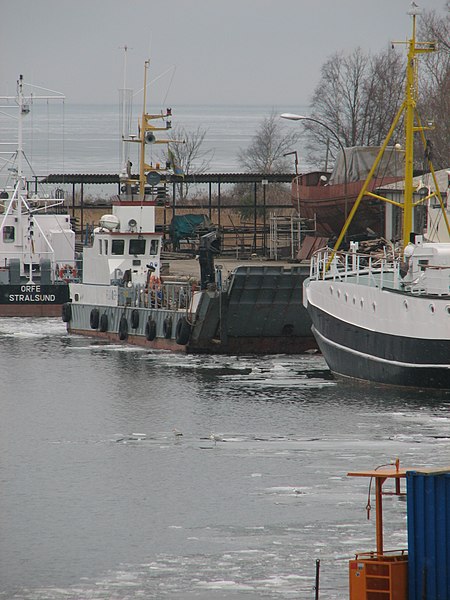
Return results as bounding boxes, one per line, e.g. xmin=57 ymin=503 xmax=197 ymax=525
xmin=280 ymin=113 xmax=349 ymax=229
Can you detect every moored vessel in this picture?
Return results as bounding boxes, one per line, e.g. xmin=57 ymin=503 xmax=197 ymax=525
xmin=302 ymin=8 xmax=450 ymax=389
xmin=290 ymin=146 xmax=404 ymax=239
xmin=63 ymin=61 xmax=316 ymax=353
xmin=0 ymin=75 xmax=76 ymax=317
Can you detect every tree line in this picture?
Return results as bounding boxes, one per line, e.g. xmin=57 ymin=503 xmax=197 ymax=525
xmin=302 ymin=5 xmax=449 ymax=171
xmin=167 ymin=5 xmax=448 ymax=188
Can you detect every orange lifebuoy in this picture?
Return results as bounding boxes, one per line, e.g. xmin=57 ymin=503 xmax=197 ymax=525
xmin=58 ymin=264 xmax=77 ymax=281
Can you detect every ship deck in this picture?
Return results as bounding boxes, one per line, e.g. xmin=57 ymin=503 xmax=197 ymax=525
xmin=163 ymin=256 xmax=308 ymax=281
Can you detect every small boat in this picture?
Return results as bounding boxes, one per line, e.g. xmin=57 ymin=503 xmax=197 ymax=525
xmin=0 ymin=75 xmax=76 ymax=317
xmin=64 ymin=61 xmax=316 ymax=353
xmin=303 ymin=8 xmax=450 ymax=389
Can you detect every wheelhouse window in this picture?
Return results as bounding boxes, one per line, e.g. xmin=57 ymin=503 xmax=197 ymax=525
xmin=99 ymin=239 xmax=103 ymax=254
xmin=111 ymin=239 xmax=125 ymax=255
xmin=3 ymin=226 xmax=15 ymax=243
xmin=129 ymin=238 xmax=146 ymax=255
xmin=149 ymin=239 xmax=159 ymax=255
xmin=104 ymin=239 xmax=108 ymax=255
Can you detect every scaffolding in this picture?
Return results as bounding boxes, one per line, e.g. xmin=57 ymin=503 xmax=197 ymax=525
xmin=269 ymin=213 xmax=316 ymax=260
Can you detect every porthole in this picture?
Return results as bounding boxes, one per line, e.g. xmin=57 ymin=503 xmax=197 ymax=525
xmin=337 ymin=289 xmax=341 ymax=298
xmin=429 ymin=303 xmax=435 ymax=314
xmin=352 ymin=297 xmax=356 ymax=305
xmin=329 ymin=286 xmax=334 ymax=295
xmin=74 ymin=293 xmax=80 ymax=302
xmin=372 ymin=302 xmax=376 ymax=312
xmin=344 ymin=292 xmax=348 ymax=302
xmin=404 ymin=300 xmax=408 ymax=310
xmin=446 ymin=305 xmax=450 ymax=315
xmin=360 ymin=298 xmax=364 ymax=308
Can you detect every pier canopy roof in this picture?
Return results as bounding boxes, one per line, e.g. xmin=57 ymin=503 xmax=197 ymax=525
xmin=41 ymin=173 xmax=296 ymax=185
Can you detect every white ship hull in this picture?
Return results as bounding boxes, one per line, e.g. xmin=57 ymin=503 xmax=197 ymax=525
xmin=305 ymin=275 xmax=450 ymax=389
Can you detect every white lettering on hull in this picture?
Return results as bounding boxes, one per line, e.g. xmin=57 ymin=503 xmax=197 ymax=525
xmin=7 ymin=285 xmax=56 ymax=303
xmin=8 ymin=294 xmax=57 ymax=302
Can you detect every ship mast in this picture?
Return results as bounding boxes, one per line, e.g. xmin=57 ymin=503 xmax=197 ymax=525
xmin=326 ymin=7 xmax=449 ymax=265
xmin=138 ymin=60 xmax=173 ymax=198
xmin=119 ymin=45 xmax=133 ymax=177
xmin=5 ymin=75 xmax=66 ymax=191
xmin=402 ymin=13 xmax=418 ymax=246
xmin=16 ymin=75 xmax=26 ymax=191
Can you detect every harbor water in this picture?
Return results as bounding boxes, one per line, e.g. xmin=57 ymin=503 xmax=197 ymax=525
xmin=1 ymin=318 xmax=449 ymax=599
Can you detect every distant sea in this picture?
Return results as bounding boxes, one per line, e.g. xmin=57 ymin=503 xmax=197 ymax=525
xmin=0 ymin=103 xmax=309 ymax=192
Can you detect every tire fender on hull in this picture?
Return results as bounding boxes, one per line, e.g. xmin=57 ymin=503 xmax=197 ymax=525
xmin=163 ymin=317 xmax=173 ymax=339
xmin=61 ymin=302 xmax=72 ymax=323
xmin=131 ymin=309 xmax=139 ymax=329
xmin=145 ymin=318 xmax=157 ymax=341
xmin=99 ymin=313 xmax=108 ymax=332
xmin=175 ymin=316 xmax=191 ymax=345
xmin=90 ymin=308 xmax=100 ymax=329
xmin=119 ymin=315 xmax=128 ymax=341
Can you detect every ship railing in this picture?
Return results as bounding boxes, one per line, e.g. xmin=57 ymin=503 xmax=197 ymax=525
xmin=353 ymin=548 xmax=408 ymax=560
xmin=130 ymin=280 xmax=194 ymax=311
xmin=310 ymin=247 xmax=398 ymax=289
xmin=403 ymin=264 xmax=450 ymax=296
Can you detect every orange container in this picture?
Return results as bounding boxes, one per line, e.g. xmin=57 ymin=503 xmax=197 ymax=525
xmin=349 ymin=553 xmax=408 ymax=600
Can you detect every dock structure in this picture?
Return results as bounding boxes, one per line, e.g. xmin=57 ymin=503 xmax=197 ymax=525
xmin=40 ymin=172 xmax=316 ymax=257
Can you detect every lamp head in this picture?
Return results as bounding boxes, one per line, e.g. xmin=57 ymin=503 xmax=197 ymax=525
xmin=280 ymin=113 xmax=306 ymax=121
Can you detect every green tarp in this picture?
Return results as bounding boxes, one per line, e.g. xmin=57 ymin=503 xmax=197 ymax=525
xmin=170 ymin=214 xmax=214 ymax=249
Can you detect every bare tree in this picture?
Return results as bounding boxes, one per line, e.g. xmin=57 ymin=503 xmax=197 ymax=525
xmin=361 ymin=50 xmax=406 ymax=145
xmin=164 ymin=126 xmax=214 ymax=198
xmin=237 ymin=111 xmax=300 ymax=173
xmin=305 ymin=7 xmax=449 ymax=171
xmin=420 ymin=4 xmax=450 ymax=54
xmin=305 ymin=47 xmax=405 ymax=165
xmin=417 ymin=7 xmax=450 ymax=169
xmin=234 ymin=112 xmax=298 ymax=222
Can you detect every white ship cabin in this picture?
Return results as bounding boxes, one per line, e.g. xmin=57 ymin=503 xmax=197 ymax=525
xmin=0 ymin=191 xmax=75 ymax=283
xmin=82 ymin=203 xmax=162 ymax=286
xmin=401 ymin=238 xmax=450 ymax=295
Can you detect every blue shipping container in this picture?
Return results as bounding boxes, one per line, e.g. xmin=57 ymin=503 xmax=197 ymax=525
xmin=407 ymin=469 xmax=450 ymax=600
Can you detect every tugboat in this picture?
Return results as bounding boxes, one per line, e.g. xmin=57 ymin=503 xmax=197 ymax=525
xmin=63 ymin=61 xmax=316 ymax=353
xmin=64 ymin=59 xmax=188 ymax=349
xmin=303 ymin=7 xmax=450 ymax=389
xmin=0 ymin=75 xmax=76 ymax=317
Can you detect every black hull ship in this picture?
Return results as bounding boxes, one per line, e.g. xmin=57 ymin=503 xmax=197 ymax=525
xmin=0 ymin=75 xmax=76 ymax=317
xmin=302 ymin=10 xmax=450 ymax=389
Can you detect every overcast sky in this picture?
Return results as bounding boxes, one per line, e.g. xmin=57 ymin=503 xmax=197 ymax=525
xmin=1 ymin=0 xmax=447 ymax=109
